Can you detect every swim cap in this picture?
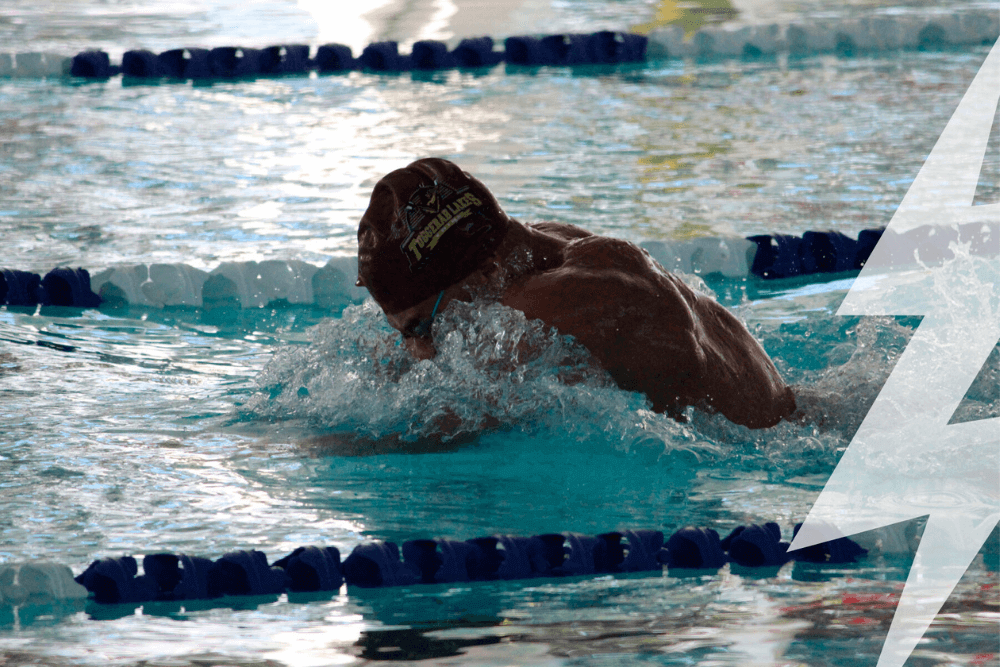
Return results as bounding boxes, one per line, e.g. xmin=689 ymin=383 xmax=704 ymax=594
xmin=357 ymin=158 xmax=510 ymax=314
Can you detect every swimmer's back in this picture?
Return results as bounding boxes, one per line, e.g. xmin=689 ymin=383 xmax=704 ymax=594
xmin=504 ymin=224 xmax=795 ymax=428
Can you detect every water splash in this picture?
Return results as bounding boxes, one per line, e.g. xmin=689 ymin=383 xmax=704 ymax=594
xmin=792 ymin=316 xmax=917 ymax=439
xmin=240 ymin=271 xmax=997 ymax=475
xmin=240 ymin=298 xmax=721 ymax=459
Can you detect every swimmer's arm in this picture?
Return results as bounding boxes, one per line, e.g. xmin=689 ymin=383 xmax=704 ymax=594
xmin=306 ymin=410 xmax=500 ymax=456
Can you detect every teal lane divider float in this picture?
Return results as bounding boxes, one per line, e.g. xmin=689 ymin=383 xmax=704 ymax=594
xmin=0 ymin=8 xmax=996 ymax=79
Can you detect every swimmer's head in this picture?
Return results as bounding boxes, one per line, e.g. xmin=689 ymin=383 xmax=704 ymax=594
xmin=357 ymin=158 xmax=510 ymax=314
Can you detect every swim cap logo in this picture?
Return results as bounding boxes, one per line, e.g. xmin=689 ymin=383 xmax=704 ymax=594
xmin=399 ymin=179 xmax=486 ymax=270
xmin=399 ymin=180 xmax=449 ymax=230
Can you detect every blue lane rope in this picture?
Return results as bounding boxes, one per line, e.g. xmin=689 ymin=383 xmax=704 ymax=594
xmin=65 ymin=32 xmax=648 ymax=80
xmin=0 ymin=8 xmax=987 ymax=82
xmin=0 ymin=242 xmax=875 ymax=607
xmin=6 ymin=221 xmax=998 ymax=311
xmin=7 ymin=225 xmax=991 ymax=606
xmin=70 ymin=522 xmax=867 ymax=605
xmin=8 ymin=223 xmax=994 ymax=310
xmin=5 ymin=13 xmax=995 ymax=612
xmin=1 ymin=227 xmax=894 ymax=309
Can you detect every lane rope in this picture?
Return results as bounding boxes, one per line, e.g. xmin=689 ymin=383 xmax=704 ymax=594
xmin=7 ymin=223 xmax=995 ymax=310
xmin=0 ymin=8 xmax=996 ymax=80
xmin=2 ymin=227 xmax=897 ymax=309
xmin=3 ymin=8 xmax=997 ymax=616
xmin=6 ymin=225 xmax=997 ymax=605
xmin=0 ymin=522 xmax=868 ymax=607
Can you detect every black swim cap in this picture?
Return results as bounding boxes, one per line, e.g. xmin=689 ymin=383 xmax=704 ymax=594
xmin=357 ymin=158 xmax=510 ymax=314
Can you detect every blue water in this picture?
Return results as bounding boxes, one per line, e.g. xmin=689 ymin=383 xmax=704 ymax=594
xmin=0 ymin=0 xmax=998 ymax=665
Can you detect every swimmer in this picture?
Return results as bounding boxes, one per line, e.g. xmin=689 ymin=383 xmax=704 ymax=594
xmin=357 ymin=157 xmax=797 ymax=430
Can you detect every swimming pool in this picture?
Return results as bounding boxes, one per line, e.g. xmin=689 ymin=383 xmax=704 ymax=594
xmin=0 ymin=0 xmax=998 ymax=664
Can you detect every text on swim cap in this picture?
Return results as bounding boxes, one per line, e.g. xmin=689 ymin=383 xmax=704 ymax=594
xmin=404 ymin=192 xmax=483 ymax=265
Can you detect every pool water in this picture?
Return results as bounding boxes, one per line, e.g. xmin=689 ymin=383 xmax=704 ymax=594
xmin=0 ymin=0 xmax=998 ymax=665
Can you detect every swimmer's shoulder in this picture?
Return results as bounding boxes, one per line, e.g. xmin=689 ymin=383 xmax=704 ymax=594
xmin=507 ymin=225 xmax=700 ymax=317
xmin=520 ymin=224 xmax=684 ymax=290
xmin=505 ymin=232 xmax=696 ymax=321
xmin=558 ymin=236 xmax=696 ymax=304
xmin=527 ymin=220 xmax=594 ymax=242
xmin=520 ymin=222 xmax=659 ymax=276
xmin=560 ymin=235 xmax=655 ymax=274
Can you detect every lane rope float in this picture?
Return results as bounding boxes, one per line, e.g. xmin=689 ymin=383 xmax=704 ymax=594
xmin=2 ymin=226 xmax=896 ymax=310
xmin=0 ymin=521 xmax=869 ymax=608
xmin=5 ymin=224 xmax=997 ymax=310
xmin=0 ymin=8 xmax=996 ymax=80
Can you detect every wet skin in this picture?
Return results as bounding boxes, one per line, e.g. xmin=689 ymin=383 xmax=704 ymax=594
xmin=383 ymin=219 xmax=796 ymax=430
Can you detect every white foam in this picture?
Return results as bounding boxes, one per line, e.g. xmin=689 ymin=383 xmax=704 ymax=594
xmin=241 ymin=298 xmax=711 ymax=457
